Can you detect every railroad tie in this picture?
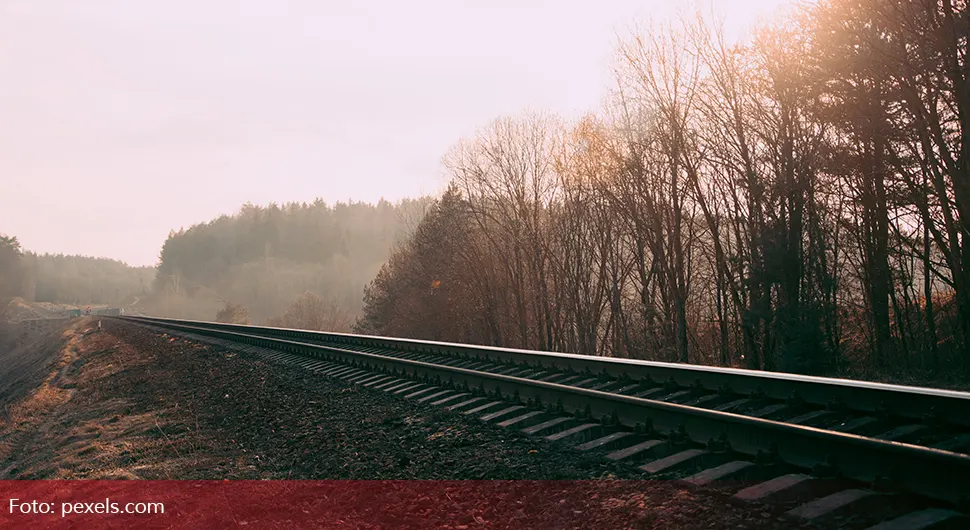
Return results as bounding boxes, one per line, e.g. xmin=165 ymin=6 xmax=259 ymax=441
xmin=521 ymin=417 xmax=572 ymax=435
xmin=785 ymin=489 xmax=878 ymax=521
xmin=575 ymin=432 xmax=634 ymax=452
xmin=545 ymin=424 xmax=601 ymax=443
xmin=733 ymin=473 xmax=816 ymax=503
xmin=479 ymin=406 xmax=525 ymax=422
xmin=684 ymin=460 xmax=756 ymax=486
xmin=605 ymin=439 xmax=664 ymax=461
xmin=497 ymin=411 xmax=545 ymax=428
xmin=462 ymin=401 xmax=505 ymax=415
xmin=639 ymin=449 xmax=708 ymax=475
xmin=415 ymin=389 xmax=454 ymax=403
xmin=863 ymin=509 xmax=966 ymax=530
xmin=430 ymin=393 xmax=470 ymax=407
xmin=446 ymin=397 xmax=487 ymax=411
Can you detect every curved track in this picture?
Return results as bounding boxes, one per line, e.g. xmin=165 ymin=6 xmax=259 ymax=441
xmin=120 ymin=316 xmax=970 ymax=529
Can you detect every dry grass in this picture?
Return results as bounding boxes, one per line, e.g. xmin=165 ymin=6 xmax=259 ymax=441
xmin=0 ymin=318 xmax=215 ymax=480
xmin=3 ymin=329 xmax=80 ymax=425
xmin=5 ymin=384 xmax=73 ymax=424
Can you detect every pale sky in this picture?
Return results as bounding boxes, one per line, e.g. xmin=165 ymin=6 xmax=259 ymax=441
xmin=0 ymin=0 xmax=792 ymax=266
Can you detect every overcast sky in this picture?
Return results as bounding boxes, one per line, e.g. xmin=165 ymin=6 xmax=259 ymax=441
xmin=0 ymin=0 xmax=792 ymax=266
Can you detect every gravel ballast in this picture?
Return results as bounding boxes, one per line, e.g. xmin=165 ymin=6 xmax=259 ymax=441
xmin=1 ymin=318 xmax=834 ymax=528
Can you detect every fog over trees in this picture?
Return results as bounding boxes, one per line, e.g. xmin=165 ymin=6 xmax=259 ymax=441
xmin=2 ymin=198 xmax=431 ymax=328
xmin=2 ymin=0 xmax=967 ymax=385
xmin=358 ymin=0 xmax=970 ymax=383
xmin=0 ymin=234 xmax=153 ymax=308
xmin=146 ymin=198 xmax=433 ymax=328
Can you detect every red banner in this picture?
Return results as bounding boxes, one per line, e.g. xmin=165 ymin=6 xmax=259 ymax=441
xmin=0 ymin=480 xmax=713 ymax=529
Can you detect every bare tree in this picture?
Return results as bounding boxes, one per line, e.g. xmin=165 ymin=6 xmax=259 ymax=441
xmin=281 ymin=292 xmax=352 ymax=332
xmin=215 ymin=301 xmax=251 ymax=325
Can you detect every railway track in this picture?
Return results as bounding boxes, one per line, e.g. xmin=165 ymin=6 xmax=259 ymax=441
xmin=119 ymin=316 xmax=970 ymax=529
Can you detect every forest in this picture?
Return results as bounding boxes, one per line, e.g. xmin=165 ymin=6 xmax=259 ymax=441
xmin=0 ymin=234 xmax=153 ymax=308
xmin=2 ymin=0 xmax=967 ymax=386
xmin=356 ymin=0 xmax=970 ymax=385
xmin=1 ymin=198 xmax=431 ymax=328
xmin=146 ymin=198 xmax=433 ymax=326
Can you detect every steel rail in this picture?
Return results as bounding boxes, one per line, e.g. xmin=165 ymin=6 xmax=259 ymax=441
xmin=124 ymin=316 xmax=970 ymax=428
xmin=119 ymin=316 xmax=970 ymax=506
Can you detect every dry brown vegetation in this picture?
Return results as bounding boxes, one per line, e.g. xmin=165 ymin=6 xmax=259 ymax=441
xmin=268 ymin=292 xmax=353 ymax=332
xmin=358 ymin=0 xmax=970 ymax=385
xmin=0 ymin=316 xmax=71 ymax=412
xmin=2 ymin=1 xmax=968 ymax=388
xmin=0 ymin=319 xmax=222 ymax=479
xmin=215 ymin=301 xmax=251 ymax=325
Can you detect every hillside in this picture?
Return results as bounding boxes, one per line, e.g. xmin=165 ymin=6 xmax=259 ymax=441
xmin=147 ymin=198 xmax=433 ymax=325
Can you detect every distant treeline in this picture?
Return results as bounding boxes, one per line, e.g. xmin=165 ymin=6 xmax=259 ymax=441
xmin=0 ymin=234 xmax=153 ymax=306
xmin=4 ymin=0 xmax=968 ymax=389
xmin=357 ymin=0 xmax=970 ymax=385
xmin=146 ymin=198 xmax=433 ymax=327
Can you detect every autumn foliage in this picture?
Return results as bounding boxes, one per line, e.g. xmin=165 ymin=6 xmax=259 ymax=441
xmin=215 ymin=302 xmax=250 ymax=325
xmin=359 ymin=0 xmax=970 ymax=384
